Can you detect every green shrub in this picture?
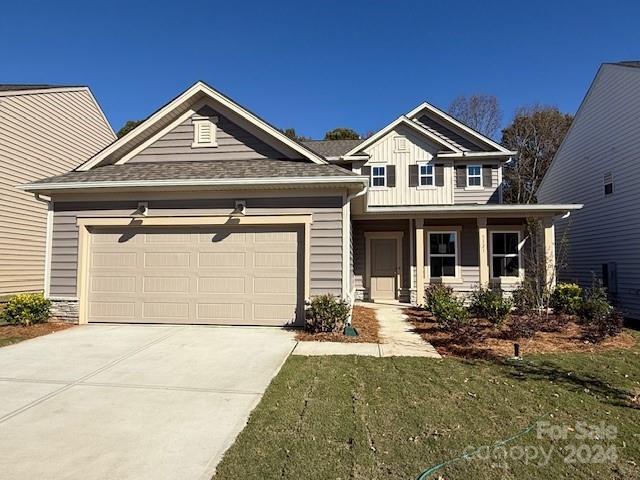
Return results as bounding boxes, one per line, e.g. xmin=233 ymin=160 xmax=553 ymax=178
xmin=305 ymin=294 xmax=350 ymax=333
xmin=579 ymin=283 xmax=622 ymax=342
xmin=511 ymin=285 xmax=536 ymax=315
xmin=2 ymin=293 xmax=51 ymax=326
xmin=431 ymin=294 xmax=469 ymax=331
xmin=550 ymin=283 xmax=583 ymax=315
xmin=470 ymin=287 xmax=513 ymax=327
xmin=424 ymin=283 xmax=454 ymax=312
xmin=506 ymin=315 xmax=540 ymax=339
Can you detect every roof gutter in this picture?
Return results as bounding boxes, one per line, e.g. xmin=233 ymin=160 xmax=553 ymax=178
xmin=437 ymin=151 xmax=517 ymax=158
xmin=20 ymin=175 xmax=369 ymax=193
xmin=364 ymin=204 xmax=583 ymax=216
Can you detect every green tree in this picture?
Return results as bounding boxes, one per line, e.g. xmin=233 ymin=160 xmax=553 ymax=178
xmin=278 ymin=128 xmax=311 ymax=142
xmin=117 ymin=119 xmax=144 ymax=138
xmin=501 ymin=106 xmax=573 ymax=204
xmin=324 ymin=128 xmax=360 ymax=140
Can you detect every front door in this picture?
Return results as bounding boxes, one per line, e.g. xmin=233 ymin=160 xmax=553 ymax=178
xmin=370 ymin=238 xmax=398 ymax=301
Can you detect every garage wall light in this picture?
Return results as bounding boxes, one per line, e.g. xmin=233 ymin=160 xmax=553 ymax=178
xmin=234 ymin=200 xmax=247 ymax=216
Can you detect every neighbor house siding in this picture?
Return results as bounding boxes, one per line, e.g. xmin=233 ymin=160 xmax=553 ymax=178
xmin=49 ymin=194 xmax=344 ymax=299
xmin=537 ymin=63 xmax=640 ymax=318
xmin=363 ymin=125 xmax=454 ymax=206
xmin=0 ymin=88 xmax=115 ymax=296
xmin=129 ymin=106 xmax=286 ymax=163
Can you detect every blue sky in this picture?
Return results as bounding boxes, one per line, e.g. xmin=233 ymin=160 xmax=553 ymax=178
xmin=2 ymin=0 xmax=639 ymax=138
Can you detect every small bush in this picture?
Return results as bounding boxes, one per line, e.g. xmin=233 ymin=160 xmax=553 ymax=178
xmin=579 ymin=283 xmax=622 ymax=342
xmin=582 ymin=310 xmax=624 ymax=343
xmin=424 ymin=283 xmax=454 ymax=312
xmin=550 ymin=283 xmax=583 ymax=315
xmin=506 ymin=315 xmax=540 ymax=339
xmin=511 ymin=285 xmax=537 ymax=315
xmin=470 ymin=287 xmax=513 ymax=327
xmin=304 ymin=294 xmax=350 ymax=333
xmin=431 ymin=294 xmax=469 ymax=332
xmin=2 ymin=293 xmax=51 ymax=326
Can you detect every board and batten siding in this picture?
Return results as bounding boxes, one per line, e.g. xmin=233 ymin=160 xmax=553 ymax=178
xmin=362 ymin=125 xmax=454 ymax=206
xmin=537 ymin=63 xmax=640 ymax=318
xmin=129 ymin=106 xmax=287 ymax=163
xmin=49 ymin=195 xmax=344 ymax=299
xmin=0 ymin=88 xmax=115 ymax=296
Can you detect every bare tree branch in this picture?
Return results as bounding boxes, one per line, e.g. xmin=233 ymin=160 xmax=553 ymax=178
xmin=448 ymin=94 xmax=502 ymax=139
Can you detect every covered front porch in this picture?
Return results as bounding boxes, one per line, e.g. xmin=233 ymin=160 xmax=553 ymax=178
xmin=352 ymin=205 xmax=579 ymax=305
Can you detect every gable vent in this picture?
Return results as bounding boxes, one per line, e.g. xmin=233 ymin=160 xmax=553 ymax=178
xmin=192 ymin=115 xmax=218 ymax=148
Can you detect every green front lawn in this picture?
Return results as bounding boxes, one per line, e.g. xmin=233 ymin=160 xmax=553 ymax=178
xmin=215 ymin=332 xmax=640 ymax=479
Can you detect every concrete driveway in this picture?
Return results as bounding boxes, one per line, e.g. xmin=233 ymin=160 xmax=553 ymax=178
xmin=0 ymin=324 xmax=296 ymax=480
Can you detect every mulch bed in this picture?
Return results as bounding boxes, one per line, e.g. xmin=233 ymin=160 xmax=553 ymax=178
xmin=295 ymin=305 xmax=380 ymax=343
xmin=0 ymin=322 xmax=73 ymax=347
xmin=405 ymin=307 xmax=636 ymax=359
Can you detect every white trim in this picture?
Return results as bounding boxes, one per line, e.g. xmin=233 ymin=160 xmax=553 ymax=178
xmin=371 ymin=165 xmax=387 ymax=188
xmin=362 ymin=204 xmax=583 ymax=216
xmin=405 ymin=102 xmax=513 ymax=153
xmin=466 ymin=164 xmax=482 ymax=187
xmin=489 ymin=229 xmax=525 ymax=281
xmin=21 ymin=175 xmax=369 ymax=192
xmin=426 ymin=228 xmax=462 ymax=282
xmin=44 ymin=200 xmax=53 ymax=298
xmin=438 ymin=151 xmax=516 ymax=158
xmin=365 ymin=231 xmax=404 ymax=301
xmin=343 ymin=116 xmax=462 ymax=157
xmin=417 ymin=161 xmax=434 ymax=188
xmin=77 ymin=81 xmax=326 ymax=171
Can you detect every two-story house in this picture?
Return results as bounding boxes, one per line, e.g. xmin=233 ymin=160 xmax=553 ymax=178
xmin=21 ymin=81 xmax=580 ymax=325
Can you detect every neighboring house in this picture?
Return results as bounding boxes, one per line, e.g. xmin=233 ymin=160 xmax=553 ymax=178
xmin=538 ymin=61 xmax=640 ymax=319
xmin=0 ymin=85 xmax=115 ymax=297
xmin=22 ymin=81 xmax=580 ymax=325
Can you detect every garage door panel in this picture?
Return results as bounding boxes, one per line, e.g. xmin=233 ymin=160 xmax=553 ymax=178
xmin=87 ymin=226 xmax=302 ymax=326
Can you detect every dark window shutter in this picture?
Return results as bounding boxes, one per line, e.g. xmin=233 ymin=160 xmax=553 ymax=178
xmin=361 ymin=166 xmax=371 ymax=179
xmin=435 ymin=164 xmax=444 ymax=187
xmin=456 ymin=166 xmax=466 ymax=188
xmin=387 ymin=165 xmax=396 ymax=187
xmin=482 ymin=165 xmax=493 ymax=187
xmin=408 ymin=164 xmax=418 ymax=187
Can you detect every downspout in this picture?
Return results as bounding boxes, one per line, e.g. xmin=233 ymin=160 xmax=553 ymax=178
xmin=33 ymin=193 xmax=53 ymax=298
xmin=344 ymin=184 xmax=368 ymax=327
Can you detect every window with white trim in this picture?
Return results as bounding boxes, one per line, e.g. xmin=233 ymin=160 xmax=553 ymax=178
xmin=428 ymin=232 xmax=458 ymax=278
xmin=192 ymin=116 xmax=218 ymax=148
xmin=418 ymin=162 xmax=434 ymax=186
xmin=491 ymin=232 xmax=521 ymax=278
xmin=467 ymin=165 xmax=482 ymax=187
xmin=371 ymin=165 xmax=386 ymax=187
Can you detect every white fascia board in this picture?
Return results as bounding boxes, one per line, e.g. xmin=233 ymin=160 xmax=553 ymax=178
xmin=77 ymin=81 xmax=326 ymax=171
xmin=20 ymin=175 xmax=369 ymax=192
xmin=438 ymin=151 xmax=517 ymax=158
xmin=343 ymin=116 xmax=461 ymax=157
xmin=365 ymin=204 xmax=583 ymax=215
xmin=406 ymin=101 xmax=512 ymax=153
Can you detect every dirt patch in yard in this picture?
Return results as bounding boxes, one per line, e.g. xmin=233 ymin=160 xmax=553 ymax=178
xmin=295 ymin=305 xmax=380 ymax=343
xmin=0 ymin=322 xmax=73 ymax=347
xmin=405 ymin=307 xmax=636 ymax=359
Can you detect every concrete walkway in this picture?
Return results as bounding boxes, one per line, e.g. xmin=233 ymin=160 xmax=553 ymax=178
xmin=293 ymin=302 xmax=441 ymax=358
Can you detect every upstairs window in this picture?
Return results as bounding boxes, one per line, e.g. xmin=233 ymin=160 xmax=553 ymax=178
xmin=371 ymin=166 xmax=387 ymax=187
xmin=604 ymin=172 xmax=614 ymax=195
xmin=192 ymin=116 xmax=218 ymax=148
xmin=428 ymin=232 xmax=458 ymax=278
xmin=491 ymin=232 xmax=521 ymax=278
xmin=418 ymin=163 xmax=434 ymax=186
xmin=467 ymin=165 xmax=482 ymax=187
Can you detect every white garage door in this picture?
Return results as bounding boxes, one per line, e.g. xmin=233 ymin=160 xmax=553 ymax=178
xmin=86 ymin=226 xmax=302 ymax=326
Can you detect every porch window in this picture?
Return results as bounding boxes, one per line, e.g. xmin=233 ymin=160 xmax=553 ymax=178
xmin=418 ymin=162 xmax=434 ymax=186
xmin=491 ymin=232 xmax=521 ymax=278
xmin=371 ymin=166 xmax=386 ymax=187
xmin=428 ymin=232 xmax=458 ymax=278
xmin=467 ymin=165 xmax=482 ymax=187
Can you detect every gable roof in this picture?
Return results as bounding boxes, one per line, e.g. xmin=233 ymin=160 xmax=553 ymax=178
xmin=343 ymin=116 xmax=462 ymax=157
xmin=77 ymin=81 xmax=327 ymax=171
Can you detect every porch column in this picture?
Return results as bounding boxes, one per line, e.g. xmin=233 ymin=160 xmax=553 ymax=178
xmin=415 ymin=218 xmax=425 ymax=305
xmin=543 ymin=217 xmax=556 ymax=288
xmin=477 ymin=217 xmax=489 ymax=286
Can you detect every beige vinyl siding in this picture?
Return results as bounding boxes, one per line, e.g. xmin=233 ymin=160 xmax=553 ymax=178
xmin=363 ymin=125 xmax=454 ymax=206
xmin=0 ymin=89 xmax=115 ymax=295
xmin=129 ymin=106 xmax=286 ymax=162
xmin=537 ymin=64 xmax=640 ymax=318
xmin=50 ymin=195 xmax=344 ymax=299
xmin=453 ymin=162 xmax=501 ymax=204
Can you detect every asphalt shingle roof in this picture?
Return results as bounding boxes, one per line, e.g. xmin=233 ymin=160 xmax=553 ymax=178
xmin=0 ymin=84 xmax=82 ymax=92
xmin=302 ymin=139 xmax=365 ymax=157
xmin=30 ymin=159 xmax=359 ymax=185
